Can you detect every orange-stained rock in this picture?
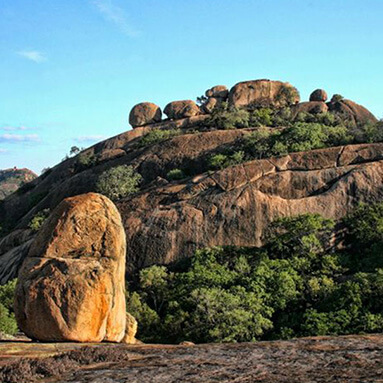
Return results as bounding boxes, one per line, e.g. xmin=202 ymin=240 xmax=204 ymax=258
xmin=164 ymin=100 xmax=200 ymax=120
xmin=14 ymin=193 xmax=127 ymax=343
xmin=129 ymin=102 xmax=162 ymax=127
xmin=228 ymin=79 xmax=300 ymax=109
xmin=121 ymin=312 xmax=138 ymax=344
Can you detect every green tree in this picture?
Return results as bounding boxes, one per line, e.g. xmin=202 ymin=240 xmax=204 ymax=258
xmin=96 ymin=165 xmax=142 ymax=201
xmin=0 ymin=279 xmax=18 ymax=336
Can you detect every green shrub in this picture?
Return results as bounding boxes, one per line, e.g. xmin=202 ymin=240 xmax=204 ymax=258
xmin=96 ymin=165 xmax=142 ymax=201
xmin=28 ymin=209 xmax=50 ymax=232
xmin=0 ymin=279 xmax=17 ymax=310
xmin=77 ymin=151 xmax=97 ymax=168
xmin=138 ymin=129 xmax=181 ymax=148
xmin=208 ymin=151 xmax=245 ymax=170
xmin=0 ymin=279 xmax=18 ymax=336
xmin=166 ymin=169 xmax=185 ymax=181
xmin=206 ymin=102 xmax=250 ymax=130
xmin=0 ymin=304 xmax=17 ymax=336
xmin=243 ymin=127 xmax=275 ymax=159
xmin=250 ymin=108 xmax=274 ymax=127
xmin=275 ymin=84 xmax=300 ymax=106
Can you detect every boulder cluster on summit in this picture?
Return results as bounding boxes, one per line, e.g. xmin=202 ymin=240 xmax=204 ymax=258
xmin=128 ymin=79 xmax=377 ymax=129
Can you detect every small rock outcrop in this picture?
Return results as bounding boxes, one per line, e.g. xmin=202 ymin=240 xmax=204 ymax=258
xmin=121 ymin=312 xmax=138 ymax=344
xmin=129 ymin=102 xmax=162 ymax=128
xmin=291 ymin=101 xmax=328 ymax=118
xmin=202 ymin=85 xmax=229 ymax=114
xmin=228 ymin=79 xmax=300 ymax=109
xmin=328 ymin=98 xmax=378 ymax=126
xmin=205 ymin=85 xmax=229 ymax=99
xmin=164 ymin=100 xmax=200 ymax=120
xmin=14 ymin=193 xmax=127 ymax=342
xmin=310 ymin=89 xmax=328 ymax=102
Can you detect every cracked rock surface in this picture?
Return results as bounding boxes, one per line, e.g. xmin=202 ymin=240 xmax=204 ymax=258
xmin=2 ymin=125 xmax=383 ymax=279
xmin=1 ymin=335 xmax=383 ymax=382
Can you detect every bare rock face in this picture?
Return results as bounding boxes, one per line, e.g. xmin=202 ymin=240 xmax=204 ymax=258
xmin=129 ymin=102 xmax=162 ymax=128
xmin=328 ymin=99 xmax=377 ymax=126
xmin=310 ymin=89 xmax=328 ymax=102
xmin=118 ymin=143 xmax=383 ymax=274
xmin=291 ymin=101 xmax=328 ymax=118
xmin=14 ymin=193 xmax=127 ymax=343
xmin=205 ymin=85 xmax=229 ymax=99
xmin=164 ymin=100 xmax=200 ymax=120
xmin=228 ymin=79 xmax=300 ymax=109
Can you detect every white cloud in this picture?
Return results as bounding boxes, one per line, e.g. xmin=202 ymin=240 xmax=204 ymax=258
xmin=17 ymin=50 xmax=47 ymax=63
xmin=1 ymin=126 xmax=33 ymax=132
xmin=74 ymin=135 xmax=107 ymax=143
xmin=0 ymin=148 xmax=8 ymax=154
xmin=0 ymin=133 xmax=40 ymax=143
xmin=92 ymin=0 xmax=139 ymax=37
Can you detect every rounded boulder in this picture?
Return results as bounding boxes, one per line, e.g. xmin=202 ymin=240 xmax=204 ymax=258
xmin=14 ymin=193 xmax=127 ymax=343
xmin=310 ymin=89 xmax=328 ymax=102
xmin=205 ymin=85 xmax=229 ymax=99
xmin=228 ymin=79 xmax=300 ymax=109
xmin=129 ymin=102 xmax=162 ymax=128
xmin=164 ymin=100 xmax=200 ymax=120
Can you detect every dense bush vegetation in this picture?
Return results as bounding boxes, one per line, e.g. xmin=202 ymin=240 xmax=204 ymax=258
xmin=201 ymin=102 xmax=383 ymax=171
xmin=206 ymin=102 xmax=250 ymax=130
xmin=137 ymin=129 xmax=181 ymax=148
xmin=127 ymin=204 xmax=383 ymax=343
xmin=0 ymin=279 xmax=18 ymax=336
xmin=96 ymin=165 xmax=142 ymax=201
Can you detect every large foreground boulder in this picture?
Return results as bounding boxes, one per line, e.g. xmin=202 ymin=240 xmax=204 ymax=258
xmin=14 ymin=193 xmax=127 ymax=342
xmin=228 ymin=79 xmax=300 ymax=109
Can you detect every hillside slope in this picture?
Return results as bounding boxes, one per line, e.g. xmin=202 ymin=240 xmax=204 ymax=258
xmin=0 ymin=168 xmax=37 ymax=200
xmin=0 ymin=79 xmax=380 ymax=283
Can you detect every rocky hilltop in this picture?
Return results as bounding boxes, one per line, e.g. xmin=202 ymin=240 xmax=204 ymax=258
xmin=0 ymin=79 xmax=380 ymax=282
xmin=0 ymin=168 xmax=37 ymax=200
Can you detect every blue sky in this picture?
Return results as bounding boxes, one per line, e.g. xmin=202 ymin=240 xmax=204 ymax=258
xmin=1 ymin=0 xmax=382 ymax=174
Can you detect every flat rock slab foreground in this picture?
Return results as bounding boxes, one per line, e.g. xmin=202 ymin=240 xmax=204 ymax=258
xmin=1 ymin=335 xmax=383 ymax=382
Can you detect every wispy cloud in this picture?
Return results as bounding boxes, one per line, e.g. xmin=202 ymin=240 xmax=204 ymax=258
xmin=74 ymin=135 xmax=107 ymax=143
xmin=1 ymin=126 xmax=33 ymax=132
xmin=0 ymin=133 xmax=40 ymax=143
xmin=92 ymin=0 xmax=139 ymax=37
xmin=17 ymin=50 xmax=47 ymax=63
xmin=0 ymin=148 xmax=8 ymax=154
